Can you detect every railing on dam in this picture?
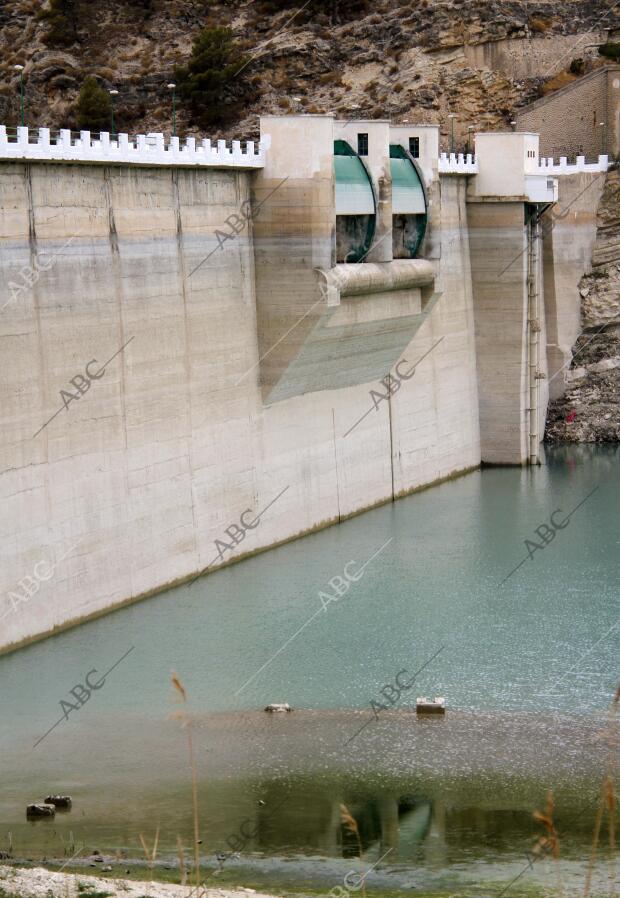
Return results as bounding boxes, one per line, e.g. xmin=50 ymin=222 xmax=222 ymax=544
xmin=438 ymin=151 xmax=609 ymax=177
xmin=438 ymin=152 xmax=478 ymax=174
xmin=536 ymin=154 xmax=609 ymax=174
xmin=0 ymin=126 xmax=269 ymax=169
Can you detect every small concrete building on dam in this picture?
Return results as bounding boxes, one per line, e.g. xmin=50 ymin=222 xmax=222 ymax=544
xmin=0 ymin=115 xmax=610 ymax=653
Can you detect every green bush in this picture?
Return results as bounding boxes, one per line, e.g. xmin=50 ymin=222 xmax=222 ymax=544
xmin=76 ymin=76 xmax=112 ymax=132
xmin=569 ymin=57 xmax=585 ymax=75
xmin=175 ymin=26 xmax=256 ymax=127
xmin=39 ymin=0 xmax=80 ymax=46
xmin=598 ymin=42 xmax=620 ymax=60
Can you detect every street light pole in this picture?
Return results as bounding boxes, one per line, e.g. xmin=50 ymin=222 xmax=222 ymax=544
xmin=167 ymin=82 xmax=176 ymax=137
xmin=448 ymin=113 xmax=456 ymax=153
xmin=467 ymin=125 xmax=474 ymax=155
xmin=109 ymin=89 xmax=118 ymax=137
xmin=14 ymin=65 xmax=24 ymax=126
xmin=599 ymin=121 xmax=606 ymax=155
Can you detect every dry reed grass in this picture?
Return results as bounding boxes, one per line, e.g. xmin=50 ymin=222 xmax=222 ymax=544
xmin=171 ymin=673 xmax=201 ymax=888
xmin=339 ymin=804 xmax=366 ymax=898
xmin=583 ymin=682 xmax=619 ymax=898
xmin=138 ymin=828 xmax=159 ymax=873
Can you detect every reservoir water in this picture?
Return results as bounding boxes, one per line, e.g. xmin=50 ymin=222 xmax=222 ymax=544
xmin=1 ymin=444 xmax=618 ymax=895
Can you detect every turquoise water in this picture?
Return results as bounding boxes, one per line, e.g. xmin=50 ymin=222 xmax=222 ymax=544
xmin=0 ymin=444 xmax=618 ymax=893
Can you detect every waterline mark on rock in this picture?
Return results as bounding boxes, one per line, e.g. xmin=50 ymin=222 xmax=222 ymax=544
xmin=499 ymin=486 xmax=599 ymax=586
xmin=344 ymin=646 xmax=445 ymax=747
xmin=33 ymin=646 xmax=135 ymax=749
xmin=342 ymin=337 xmax=444 ymax=438
xmin=32 ymin=336 xmax=134 ymax=438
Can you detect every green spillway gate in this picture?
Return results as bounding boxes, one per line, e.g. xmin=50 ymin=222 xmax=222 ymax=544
xmin=390 ymin=144 xmax=428 ymax=258
xmin=334 ymin=139 xmax=376 ymax=263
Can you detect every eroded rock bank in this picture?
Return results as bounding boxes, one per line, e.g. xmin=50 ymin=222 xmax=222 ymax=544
xmin=546 ymin=169 xmax=620 ymax=444
xmin=545 ymin=332 xmax=620 ymax=442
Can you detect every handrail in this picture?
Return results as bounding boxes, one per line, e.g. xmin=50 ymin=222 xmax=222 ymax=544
xmin=438 ymin=152 xmax=478 ymax=174
xmin=0 ymin=126 xmax=270 ymax=169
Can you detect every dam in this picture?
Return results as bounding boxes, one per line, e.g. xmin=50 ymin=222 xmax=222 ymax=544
xmin=0 ymin=115 xmax=610 ymax=655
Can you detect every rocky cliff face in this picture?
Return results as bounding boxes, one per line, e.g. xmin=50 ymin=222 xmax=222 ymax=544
xmin=580 ymin=170 xmax=620 ymax=330
xmin=545 ymin=169 xmax=620 ymax=444
xmin=0 ymin=0 xmax=617 ymax=143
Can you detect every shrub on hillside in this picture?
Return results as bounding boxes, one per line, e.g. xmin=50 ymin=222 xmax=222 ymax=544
xmin=75 ymin=76 xmax=112 ymax=132
xmin=39 ymin=0 xmax=80 ymax=47
xmin=599 ymin=42 xmax=620 ymax=61
xmin=541 ymin=70 xmax=577 ymax=95
xmin=175 ymin=26 xmax=256 ymax=127
xmin=569 ymin=57 xmax=585 ymax=75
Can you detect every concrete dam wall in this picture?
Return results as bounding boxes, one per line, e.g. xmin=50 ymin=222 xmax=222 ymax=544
xmin=0 ymin=149 xmax=481 ymax=653
xmin=0 ymin=117 xmax=606 ymax=654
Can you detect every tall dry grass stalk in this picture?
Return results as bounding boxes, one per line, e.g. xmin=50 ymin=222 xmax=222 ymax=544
xmin=139 ymin=827 xmax=160 ymax=872
xmin=177 ymin=835 xmax=187 ymax=887
xmin=172 ymin=672 xmax=202 ymax=887
xmin=533 ymin=790 xmax=564 ymax=898
xmin=583 ymin=682 xmax=619 ymax=898
xmin=340 ymin=804 xmax=366 ymax=898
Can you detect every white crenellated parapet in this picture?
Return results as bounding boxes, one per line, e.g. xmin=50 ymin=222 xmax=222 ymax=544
xmin=0 ymin=126 xmax=269 ymax=169
xmin=537 ymin=154 xmax=609 ymax=175
xmin=438 ymin=152 xmax=478 ymax=174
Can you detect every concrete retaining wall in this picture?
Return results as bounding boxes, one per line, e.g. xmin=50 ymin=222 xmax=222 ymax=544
xmin=516 ymin=66 xmax=620 ymax=160
xmin=463 ymin=32 xmax=608 ymax=81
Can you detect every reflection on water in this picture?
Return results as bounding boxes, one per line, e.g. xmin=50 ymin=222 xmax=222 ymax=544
xmin=0 ymin=708 xmax=613 ymax=893
xmin=1 ymin=445 xmax=619 ymax=894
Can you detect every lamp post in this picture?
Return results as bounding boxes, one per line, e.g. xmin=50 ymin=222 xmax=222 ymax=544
xmin=448 ymin=112 xmax=456 ymax=153
xmin=467 ymin=125 xmax=474 ymax=155
xmin=167 ymin=82 xmax=176 ymax=137
xmin=109 ymin=89 xmax=118 ymax=137
xmin=599 ymin=121 xmax=606 ymax=155
xmin=14 ymin=64 xmax=24 ymax=126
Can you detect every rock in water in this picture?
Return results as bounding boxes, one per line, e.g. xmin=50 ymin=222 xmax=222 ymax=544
xmin=45 ymin=795 xmax=72 ymax=809
xmin=264 ymin=702 xmax=292 ymax=712
xmin=26 ymin=803 xmax=55 ymax=818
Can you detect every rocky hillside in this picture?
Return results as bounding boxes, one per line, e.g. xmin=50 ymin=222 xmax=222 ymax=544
xmin=1 ymin=0 xmax=618 ymax=143
xmin=545 ymin=332 xmax=620 ymax=442
xmin=545 ymin=168 xmax=620 ymax=443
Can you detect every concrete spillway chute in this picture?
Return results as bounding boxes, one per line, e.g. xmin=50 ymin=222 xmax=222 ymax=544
xmin=252 ymin=115 xmax=438 ymax=404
